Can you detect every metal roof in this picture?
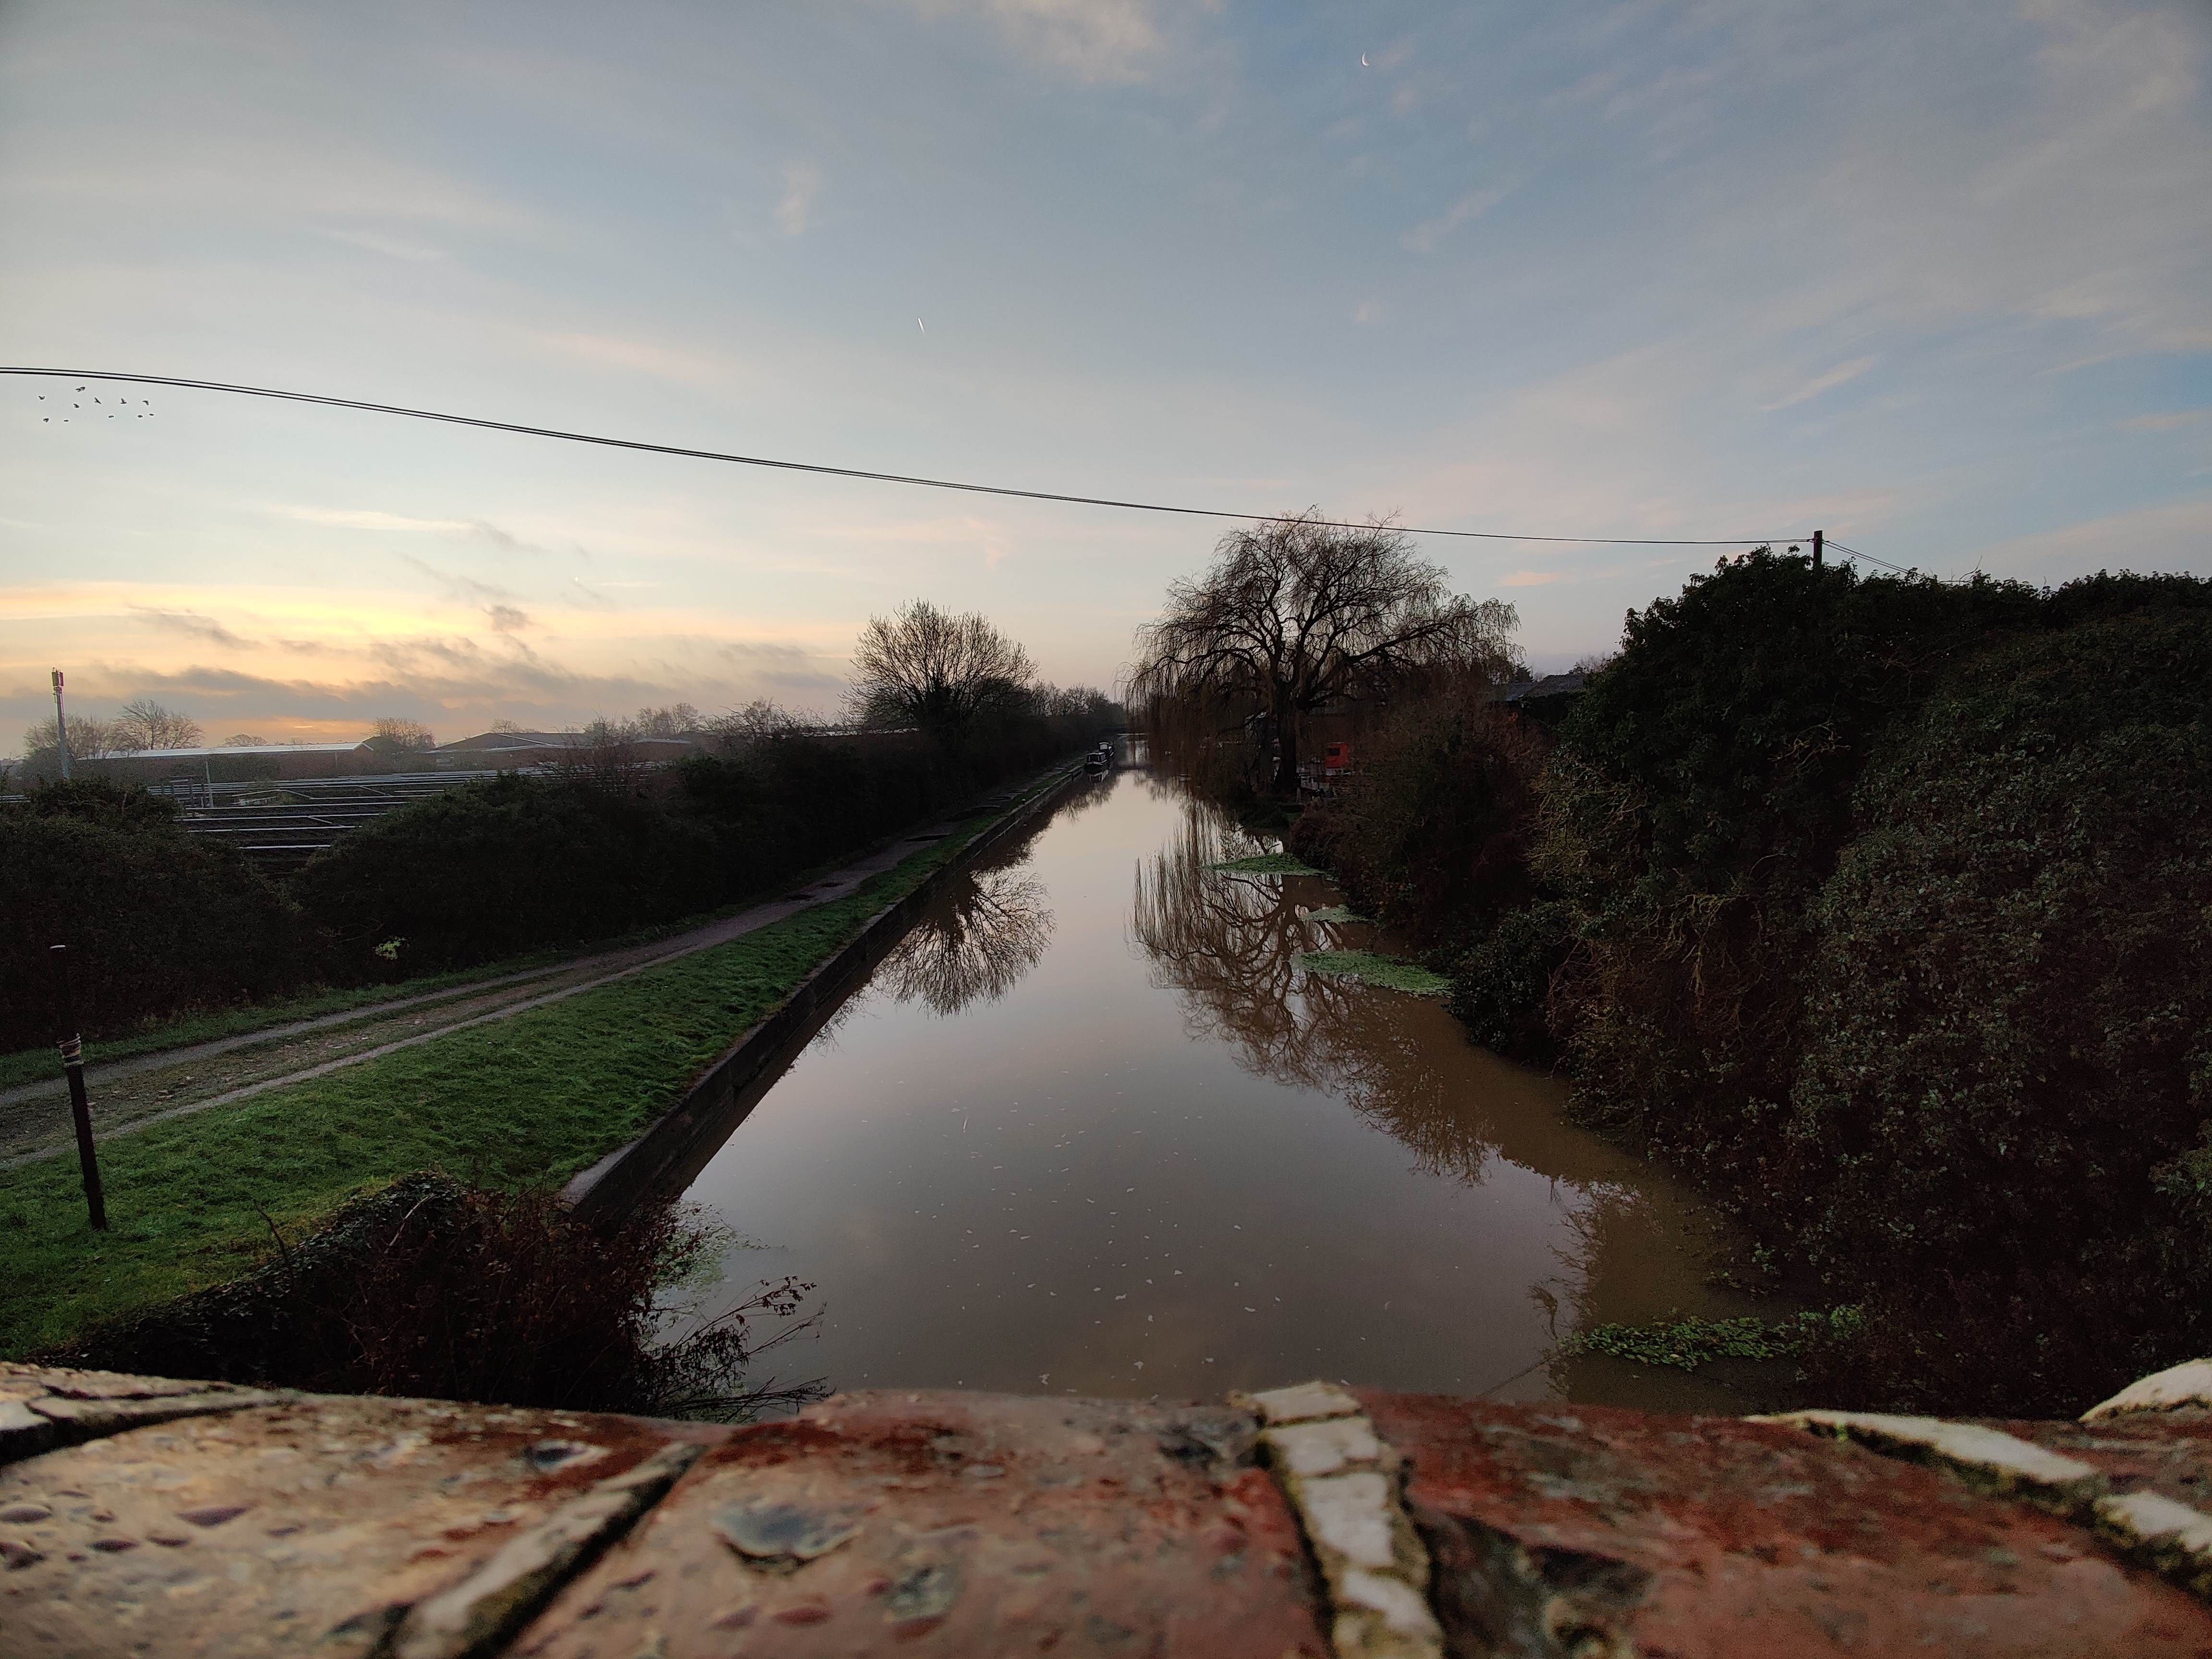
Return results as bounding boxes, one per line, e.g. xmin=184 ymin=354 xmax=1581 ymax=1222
xmin=102 ymin=742 xmax=372 ymax=760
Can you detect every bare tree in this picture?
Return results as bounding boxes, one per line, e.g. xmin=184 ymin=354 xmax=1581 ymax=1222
xmin=113 ymin=698 xmax=204 ymax=751
xmin=1131 ymin=510 xmax=1519 ymax=793
xmin=878 ymin=863 xmax=1054 ymax=1016
xmin=370 ymin=717 xmax=436 ymax=751
xmin=622 ymin=703 xmax=703 ymax=740
xmin=222 ymin=733 xmax=272 ymax=746
xmin=848 ymin=600 xmax=1035 ymax=749
xmin=21 ymin=713 xmax=123 ymax=762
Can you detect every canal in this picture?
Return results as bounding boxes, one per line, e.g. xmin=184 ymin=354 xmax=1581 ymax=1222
xmin=679 ymin=754 xmax=1774 ymax=1412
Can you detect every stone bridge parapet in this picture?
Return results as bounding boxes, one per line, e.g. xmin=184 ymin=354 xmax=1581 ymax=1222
xmin=3 ymin=1359 xmax=2210 ymax=1657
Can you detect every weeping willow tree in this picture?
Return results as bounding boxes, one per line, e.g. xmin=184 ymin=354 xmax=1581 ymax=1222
xmin=1130 ymin=510 xmax=1520 ymax=794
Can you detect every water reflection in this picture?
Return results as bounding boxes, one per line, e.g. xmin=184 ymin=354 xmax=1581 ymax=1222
xmin=878 ymin=854 xmax=1054 ymax=1017
xmin=1132 ymin=801 xmax=1492 ymax=1182
xmin=680 ymin=769 xmax=1785 ymax=1412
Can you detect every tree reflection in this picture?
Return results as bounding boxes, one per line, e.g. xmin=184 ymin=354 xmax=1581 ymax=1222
xmin=878 ymin=857 xmax=1054 ymax=1017
xmin=1130 ymin=800 xmax=1498 ymax=1181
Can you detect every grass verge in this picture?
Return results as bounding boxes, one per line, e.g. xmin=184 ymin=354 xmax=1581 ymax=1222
xmin=0 ymin=820 xmax=984 ymax=1359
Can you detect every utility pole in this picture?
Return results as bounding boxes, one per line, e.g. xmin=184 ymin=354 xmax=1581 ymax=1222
xmin=51 ymin=668 xmax=72 ymax=780
xmin=1812 ymin=529 xmax=1824 ymax=570
xmin=48 ymin=946 xmax=108 ymax=1230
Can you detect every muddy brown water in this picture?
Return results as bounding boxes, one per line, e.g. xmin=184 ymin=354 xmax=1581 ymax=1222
xmin=680 ymin=756 xmax=1780 ymax=1412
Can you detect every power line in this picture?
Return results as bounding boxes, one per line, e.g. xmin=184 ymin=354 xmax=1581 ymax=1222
xmin=3 ymin=364 xmax=1791 ymax=549
xmin=1826 ymin=541 xmax=1918 ymax=577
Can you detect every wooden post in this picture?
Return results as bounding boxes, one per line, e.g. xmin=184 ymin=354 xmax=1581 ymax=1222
xmin=49 ymin=945 xmax=108 ymax=1230
xmin=1813 ymin=529 xmax=1824 ymax=570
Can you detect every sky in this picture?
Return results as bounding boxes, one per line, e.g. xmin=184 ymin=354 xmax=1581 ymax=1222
xmin=2 ymin=0 xmax=2207 ymax=748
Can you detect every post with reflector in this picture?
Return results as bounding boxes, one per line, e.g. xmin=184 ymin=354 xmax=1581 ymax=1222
xmin=49 ymin=945 xmax=108 ymax=1229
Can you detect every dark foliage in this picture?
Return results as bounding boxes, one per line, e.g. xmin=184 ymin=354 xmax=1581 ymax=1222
xmin=5 ymin=711 xmax=1112 ymax=1047
xmin=1287 ymin=686 xmax=1544 ymax=952
xmin=42 ymin=1172 xmax=825 ymax=1418
xmin=1531 ymin=557 xmax=2212 ymax=1411
xmin=1444 ymin=899 xmax=1575 ymax=1060
xmin=1780 ymin=612 xmax=2212 ymax=1407
xmin=1284 ymin=548 xmax=2212 ymax=1409
xmin=283 ymin=715 xmax=1108 ymax=982
xmin=292 ymin=771 xmax=724 ymax=974
xmin=1537 ymin=552 xmax=2046 ymax=1185
xmin=0 ymin=779 xmax=313 ymax=1051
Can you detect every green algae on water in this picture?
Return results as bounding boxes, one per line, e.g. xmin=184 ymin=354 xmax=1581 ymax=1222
xmin=1293 ymin=950 xmax=1451 ymax=996
xmin=1299 ymin=905 xmax=1370 ymax=925
xmin=1565 ymin=1308 xmax=1867 ymax=1372
xmin=1210 ymin=853 xmax=1323 ymax=877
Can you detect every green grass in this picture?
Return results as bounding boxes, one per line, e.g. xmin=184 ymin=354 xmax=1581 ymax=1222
xmin=1565 ymin=1309 xmax=1865 ymax=1372
xmin=1293 ymin=949 xmax=1452 ymax=996
xmin=0 ymin=825 xmax=982 ymax=1359
xmin=0 ymin=963 xmax=560 ymax=1092
xmin=1210 ymin=853 xmax=1322 ymax=876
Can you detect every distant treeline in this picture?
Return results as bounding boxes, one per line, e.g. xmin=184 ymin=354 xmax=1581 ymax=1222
xmin=0 ymin=708 xmax=1115 ymax=1053
xmin=1286 ymin=552 xmax=2212 ymax=1416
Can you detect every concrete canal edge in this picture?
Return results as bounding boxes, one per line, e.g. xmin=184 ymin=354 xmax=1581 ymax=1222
xmin=4 ymin=1357 xmax=2211 ymax=1656
xmin=558 ymin=760 xmax=1088 ymax=1228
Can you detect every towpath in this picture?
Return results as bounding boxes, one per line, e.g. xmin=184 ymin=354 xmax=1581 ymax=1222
xmin=0 ymin=778 xmax=1048 ymax=1168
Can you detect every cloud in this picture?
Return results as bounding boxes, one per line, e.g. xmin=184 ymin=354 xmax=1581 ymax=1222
xmin=902 ymin=0 xmax=1198 ymax=82
xmin=1959 ymin=496 xmax=2212 ymax=583
xmin=1498 ymin=570 xmax=1566 ymax=587
xmin=775 ymin=161 xmax=822 ymax=237
xmin=469 ymin=520 xmax=524 ymax=550
xmin=1352 ymin=299 xmax=1386 ymax=327
xmin=280 ymin=506 xmax=479 ymax=533
xmin=322 ymin=227 xmax=445 ymax=262
xmin=568 ymin=576 xmax=620 ymax=612
xmin=397 ymin=555 xmax=535 ymax=626
xmin=1402 ymin=186 xmax=1508 ymax=253
xmin=717 ymin=638 xmax=821 ymax=668
xmin=519 ymin=328 xmax=726 ymax=385
xmin=2120 ymin=410 xmax=2208 ymax=433
xmin=1763 ymin=357 xmax=1880 ymax=412
xmin=128 ymin=607 xmax=251 ymax=649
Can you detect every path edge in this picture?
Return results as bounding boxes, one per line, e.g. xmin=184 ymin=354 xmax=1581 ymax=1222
xmin=560 ymin=761 xmax=1086 ymax=1226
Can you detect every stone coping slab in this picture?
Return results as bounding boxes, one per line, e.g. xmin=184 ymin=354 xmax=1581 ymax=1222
xmin=10 ymin=1366 xmax=2212 ymax=1657
xmin=512 ymin=1389 xmax=1328 ymax=1659
xmin=0 ymin=1385 xmax=728 ymax=1659
xmin=1360 ymin=1389 xmax=2212 ymax=1657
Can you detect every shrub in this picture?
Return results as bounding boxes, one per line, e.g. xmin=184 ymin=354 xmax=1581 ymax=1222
xmin=1537 ymin=552 xmax=2044 ymax=1189
xmin=1287 ymin=685 xmax=1543 ymax=950
xmin=1445 ymin=899 xmax=1575 ymax=1059
xmin=293 ymin=772 xmax=722 ymax=975
xmin=42 ymin=1172 xmax=826 ymax=1418
xmin=1779 ymin=612 xmax=2212 ymax=1407
xmin=0 ymin=780 xmax=313 ymax=1049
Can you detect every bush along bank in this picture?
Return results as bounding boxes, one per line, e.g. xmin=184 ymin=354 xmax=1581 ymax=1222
xmin=39 ymin=1171 xmax=827 ymax=1420
xmin=1294 ymin=551 xmax=2212 ymax=1416
xmin=0 ymin=710 xmax=1114 ymax=1051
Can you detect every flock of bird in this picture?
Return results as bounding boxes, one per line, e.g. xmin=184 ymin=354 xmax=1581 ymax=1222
xmin=37 ymin=385 xmax=153 ymax=422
